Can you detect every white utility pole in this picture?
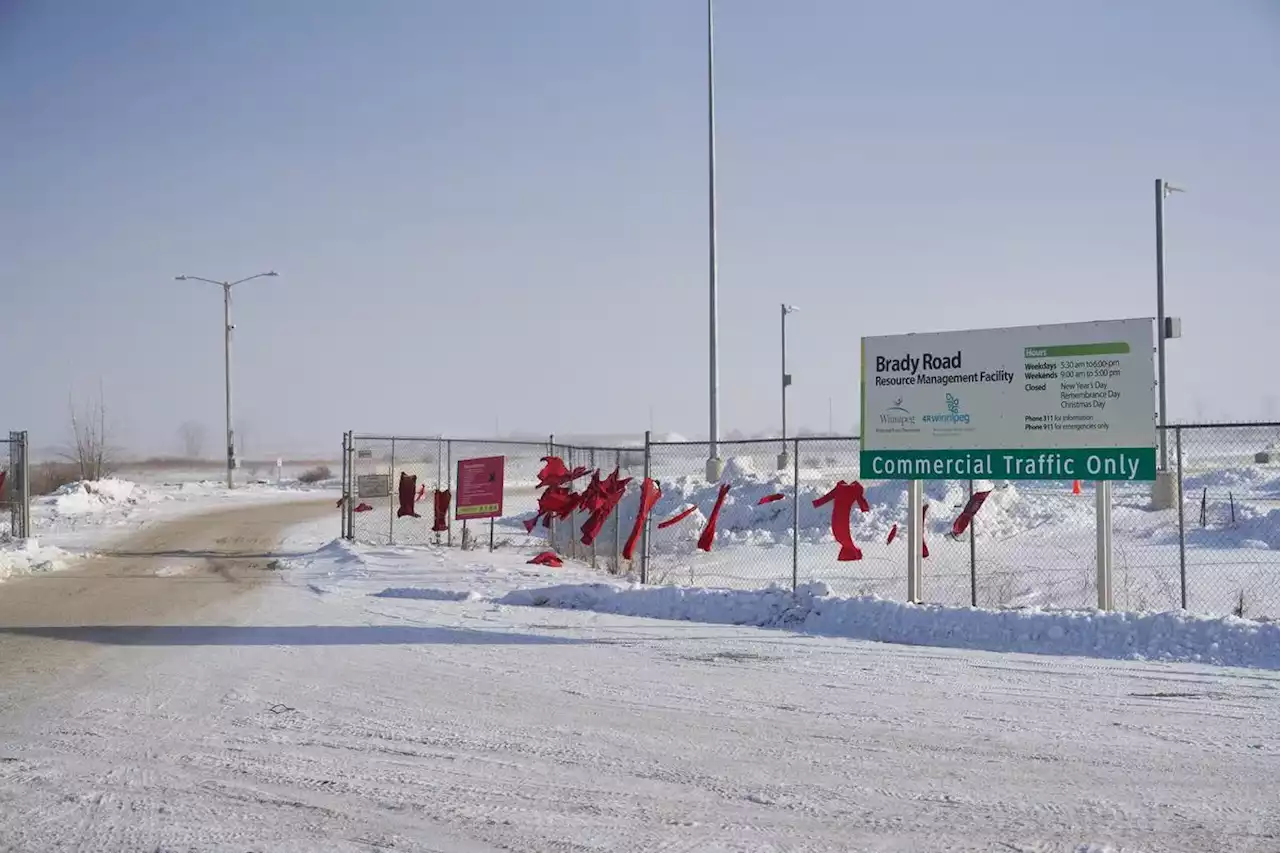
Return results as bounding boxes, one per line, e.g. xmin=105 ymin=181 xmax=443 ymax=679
xmin=175 ymin=271 xmax=278 ymax=489
xmin=705 ymin=0 xmax=723 ymax=483
xmin=779 ymin=304 xmax=799 ymax=469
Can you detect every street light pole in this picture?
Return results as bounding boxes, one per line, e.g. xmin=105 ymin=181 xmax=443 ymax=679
xmin=224 ymin=282 xmax=234 ymax=489
xmin=779 ymin=304 xmax=798 ymax=469
xmin=1152 ymin=179 xmax=1183 ymax=509
xmin=176 ymin=271 xmax=279 ymax=489
xmin=705 ymin=0 xmax=723 ymax=483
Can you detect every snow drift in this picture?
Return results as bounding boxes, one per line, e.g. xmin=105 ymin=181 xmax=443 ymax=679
xmin=499 ymin=580 xmax=1280 ymax=670
xmin=47 ymin=478 xmax=152 ymax=516
xmin=0 ymin=539 xmax=75 ymax=581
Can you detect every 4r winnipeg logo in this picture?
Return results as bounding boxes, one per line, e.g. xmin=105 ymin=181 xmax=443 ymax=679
xmin=923 ymin=393 xmax=972 ymax=426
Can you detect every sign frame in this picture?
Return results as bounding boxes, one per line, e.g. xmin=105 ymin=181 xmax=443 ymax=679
xmin=455 ymin=455 xmax=506 ymax=520
xmin=859 ymin=318 xmax=1157 ymax=482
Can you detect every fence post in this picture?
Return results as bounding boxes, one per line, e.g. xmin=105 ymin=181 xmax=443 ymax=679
xmin=614 ymin=448 xmax=622 ymax=573
xmin=446 ymin=440 xmax=454 ymax=547
xmin=344 ymin=433 xmax=354 ymax=541
xmin=968 ymin=478 xmax=977 ymax=607
xmin=21 ymin=431 xmax=29 ymax=540
xmin=547 ymin=434 xmax=556 ymax=554
xmin=641 ymin=431 xmax=651 ymax=584
xmin=589 ymin=447 xmax=598 ymax=569
xmin=791 ymin=437 xmax=799 ymax=592
xmin=1096 ymin=480 xmax=1113 ymax=610
xmin=1176 ymin=426 xmax=1187 ymax=609
xmin=10 ymin=431 xmax=29 ymax=540
xmin=907 ymin=480 xmax=923 ymax=603
xmin=388 ymin=438 xmax=397 ymax=545
xmin=340 ymin=432 xmax=349 ymax=540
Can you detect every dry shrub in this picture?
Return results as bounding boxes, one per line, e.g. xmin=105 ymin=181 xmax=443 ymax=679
xmin=298 ymin=465 xmax=332 ymax=484
xmin=29 ymin=461 xmax=82 ymax=496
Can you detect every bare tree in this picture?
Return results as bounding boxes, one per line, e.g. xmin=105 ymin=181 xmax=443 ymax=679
xmin=178 ymin=421 xmax=207 ymax=458
xmin=65 ymin=388 xmax=114 ymax=481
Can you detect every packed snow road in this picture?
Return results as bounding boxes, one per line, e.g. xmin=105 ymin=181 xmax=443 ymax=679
xmin=0 ymin=499 xmax=334 ymax=708
xmin=0 ymin=507 xmax=1277 ymax=852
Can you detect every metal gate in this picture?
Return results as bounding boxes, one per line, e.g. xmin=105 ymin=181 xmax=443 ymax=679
xmin=2 ymin=431 xmax=31 ymax=540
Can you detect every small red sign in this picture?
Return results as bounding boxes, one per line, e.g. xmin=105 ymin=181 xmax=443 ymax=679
xmin=455 ymin=456 xmax=505 ymax=520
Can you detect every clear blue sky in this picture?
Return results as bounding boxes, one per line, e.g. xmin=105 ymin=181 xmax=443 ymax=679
xmin=3 ymin=0 xmax=1278 ymax=455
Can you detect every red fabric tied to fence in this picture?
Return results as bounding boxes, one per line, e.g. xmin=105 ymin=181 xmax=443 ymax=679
xmin=887 ymin=504 xmax=930 ymax=556
xmin=433 ymin=489 xmax=451 ymax=532
xmin=576 ymin=470 xmax=601 ymax=512
xmin=354 ymin=502 xmax=373 ymax=513
xmin=757 ymin=493 xmax=785 ymax=505
xmin=950 ymin=490 xmax=992 ymax=537
xmin=580 ymin=469 xmax=631 ymax=546
xmin=537 ymin=456 xmax=589 ymax=489
xmin=524 ymin=485 xmax=581 ymax=533
xmin=622 ymin=477 xmax=661 ymax=560
xmin=696 ymin=483 xmax=731 ymax=552
xmin=813 ymin=481 xmax=870 ymax=561
xmin=396 ymin=473 xmax=421 ymax=518
xmin=657 ymin=505 xmax=698 ymax=530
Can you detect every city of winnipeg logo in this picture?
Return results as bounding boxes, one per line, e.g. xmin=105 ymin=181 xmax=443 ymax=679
xmin=878 ymin=397 xmax=917 ymax=430
xmin=922 ymin=393 xmax=972 ymax=426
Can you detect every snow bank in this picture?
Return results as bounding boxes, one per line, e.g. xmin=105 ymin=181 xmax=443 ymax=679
xmin=0 ymin=539 xmax=75 ymax=581
xmin=1183 ymin=465 xmax=1280 ymax=496
xmin=499 ymin=581 xmax=1280 ymax=670
xmin=48 ymin=478 xmax=152 ymax=515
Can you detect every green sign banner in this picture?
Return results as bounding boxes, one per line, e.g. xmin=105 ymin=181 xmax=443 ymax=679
xmin=860 ymin=447 xmax=1157 ymax=482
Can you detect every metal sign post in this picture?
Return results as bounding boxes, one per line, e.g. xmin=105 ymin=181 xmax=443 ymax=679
xmin=1096 ymin=480 xmax=1114 ymax=610
xmin=907 ymin=480 xmax=924 ymax=603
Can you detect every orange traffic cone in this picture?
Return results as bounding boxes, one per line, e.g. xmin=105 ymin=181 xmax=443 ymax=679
xmin=1072 ymin=480 xmax=1082 ymax=495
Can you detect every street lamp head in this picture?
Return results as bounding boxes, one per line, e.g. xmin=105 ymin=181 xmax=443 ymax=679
xmin=175 ymin=275 xmax=188 ymax=281
xmin=264 ymin=271 xmax=279 ymax=277
xmin=784 ymin=304 xmax=800 ymax=314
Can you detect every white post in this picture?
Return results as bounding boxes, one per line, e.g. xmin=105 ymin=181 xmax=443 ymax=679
xmin=907 ymin=480 xmax=923 ymax=603
xmin=778 ymin=304 xmax=796 ymax=470
xmin=1096 ymin=480 xmax=1113 ymax=610
xmin=223 ymin=283 xmax=235 ymax=489
xmin=704 ymin=0 xmax=723 ymax=483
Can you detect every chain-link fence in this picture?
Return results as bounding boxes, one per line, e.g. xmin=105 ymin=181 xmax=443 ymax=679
xmin=1174 ymin=423 xmax=1280 ymax=619
xmin=1 ymin=431 xmax=31 ymax=540
xmin=340 ymin=423 xmax=1280 ymax=619
xmin=342 ymin=434 xmax=553 ymax=550
xmin=544 ymin=443 xmax=646 ymax=574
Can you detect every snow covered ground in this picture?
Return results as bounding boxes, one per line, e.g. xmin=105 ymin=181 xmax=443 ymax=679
xmin=24 ymin=475 xmax=337 ymax=549
xmin=2 ymin=497 xmax=1279 ymax=850
xmin=0 ymin=471 xmax=340 ymax=585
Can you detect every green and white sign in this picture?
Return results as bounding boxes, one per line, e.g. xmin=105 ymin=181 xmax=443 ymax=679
xmin=860 ymin=318 xmax=1157 ymax=481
